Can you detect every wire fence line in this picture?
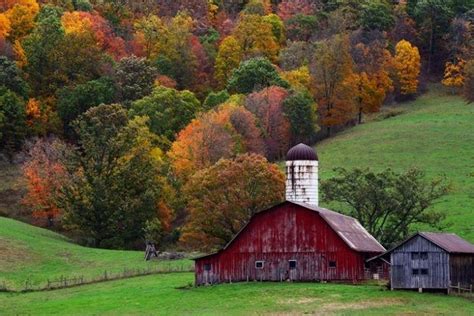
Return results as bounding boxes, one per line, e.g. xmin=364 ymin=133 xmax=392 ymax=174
xmin=1 ymin=263 xmax=194 ymax=293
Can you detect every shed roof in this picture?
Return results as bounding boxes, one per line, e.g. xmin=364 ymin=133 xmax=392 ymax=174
xmin=369 ymin=232 xmax=474 ymax=262
xmin=418 ymin=232 xmax=474 ymax=254
xmin=193 ymin=201 xmax=385 ymax=260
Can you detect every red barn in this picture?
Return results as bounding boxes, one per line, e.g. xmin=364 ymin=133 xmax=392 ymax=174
xmin=194 ymin=201 xmax=386 ymax=285
xmin=194 ymin=144 xmax=387 ymax=285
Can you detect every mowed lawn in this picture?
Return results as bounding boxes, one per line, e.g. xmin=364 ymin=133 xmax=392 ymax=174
xmin=1 ymin=273 xmax=473 ymax=315
xmin=0 ymin=216 xmax=193 ymax=291
xmin=317 ymin=88 xmax=474 ymax=242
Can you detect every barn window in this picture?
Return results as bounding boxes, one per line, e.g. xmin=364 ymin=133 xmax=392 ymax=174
xmin=412 ymin=252 xmax=428 ymax=260
xmin=420 ymin=269 xmax=428 ymax=275
xmin=329 ymin=261 xmax=337 ymax=268
xmin=412 ymin=269 xmax=419 ymax=275
xmin=289 ymin=260 xmax=297 ymax=269
xmin=255 ymin=261 xmax=264 ymax=269
xmin=204 ymin=264 xmax=211 ymax=271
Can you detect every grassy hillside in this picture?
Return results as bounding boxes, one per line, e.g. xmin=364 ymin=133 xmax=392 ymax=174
xmin=316 ymin=88 xmax=474 ymax=242
xmin=0 ymin=216 xmax=192 ymax=291
xmin=1 ymin=273 xmax=473 ymax=315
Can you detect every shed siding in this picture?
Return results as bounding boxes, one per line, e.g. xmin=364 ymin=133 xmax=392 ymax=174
xmin=450 ymin=254 xmax=474 ymax=287
xmin=195 ymin=204 xmax=376 ymax=285
xmin=390 ymin=235 xmax=449 ymax=289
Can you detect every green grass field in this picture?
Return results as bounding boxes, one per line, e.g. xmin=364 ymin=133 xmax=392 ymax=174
xmin=1 ymin=273 xmax=473 ymax=315
xmin=317 ymin=88 xmax=474 ymax=242
xmin=0 ymin=216 xmax=192 ymax=291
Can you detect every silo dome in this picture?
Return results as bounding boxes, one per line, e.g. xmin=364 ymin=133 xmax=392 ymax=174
xmin=286 ymin=143 xmax=318 ymax=161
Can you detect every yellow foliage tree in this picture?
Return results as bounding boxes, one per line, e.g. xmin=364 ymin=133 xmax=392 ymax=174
xmin=280 ymin=66 xmax=311 ymax=92
xmin=61 ymin=11 xmax=93 ymax=35
xmin=0 ymin=13 xmax=11 ymax=39
xmin=5 ymin=0 xmax=39 ymax=41
xmin=442 ymin=58 xmax=465 ymax=94
xmin=233 ymin=14 xmax=279 ymax=63
xmin=13 ymin=40 xmax=27 ymax=68
xmin=214 ymin=35 xmax=243 ymax=89
xmin=394 ymin=40 xmax=420 ymax=95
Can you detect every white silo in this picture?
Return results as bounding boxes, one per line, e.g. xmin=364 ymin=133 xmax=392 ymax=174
xmin=285 ymin=143 xmax=319 ymax=206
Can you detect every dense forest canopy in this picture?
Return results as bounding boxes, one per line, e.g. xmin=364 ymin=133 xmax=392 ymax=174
xmin=0 ymin=0 xmax=472 ymax=250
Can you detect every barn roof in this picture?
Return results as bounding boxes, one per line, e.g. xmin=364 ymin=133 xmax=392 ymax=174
xmin=292 ymin=202 xmax=386 ymax=253
xmin=193 ymin=201 xmax=385 ymax=260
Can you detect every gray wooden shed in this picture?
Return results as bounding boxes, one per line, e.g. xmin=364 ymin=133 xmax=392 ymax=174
xmin=372 ymin=232 xmax=474 ymax=292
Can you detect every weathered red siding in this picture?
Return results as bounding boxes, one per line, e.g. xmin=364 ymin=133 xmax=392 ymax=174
xmin=195 ymin=203 xmax=381 ymax=285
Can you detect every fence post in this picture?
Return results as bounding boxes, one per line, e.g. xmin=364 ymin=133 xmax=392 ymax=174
xmin=458 ymin=282 xmax=461 ymax=294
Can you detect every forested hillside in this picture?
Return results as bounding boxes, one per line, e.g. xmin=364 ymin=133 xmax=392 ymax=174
xmin=0 ymin=0 xmax=473 ymax=251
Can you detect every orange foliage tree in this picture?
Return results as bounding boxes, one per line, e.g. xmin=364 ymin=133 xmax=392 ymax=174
xmin=22 ymin=137 xmax=68 ymax=227
xmin=0 ymin=13 xmax=11 ymax=39
xmin=168 ymin=102 xmax=264 ymax=180
xmin=311 ymin=34 xmax=356 ymax=135
xmin=181 ymin=153 xmax=285 ymax=250
xmin=350 ymin=38 xmax=394 ymax=123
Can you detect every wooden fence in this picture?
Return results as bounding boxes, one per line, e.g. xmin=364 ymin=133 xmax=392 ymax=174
xmin=10 ymin=263 xmax=194 ymax=293
xmin=448 ymin=282 xmax=473 ymax=296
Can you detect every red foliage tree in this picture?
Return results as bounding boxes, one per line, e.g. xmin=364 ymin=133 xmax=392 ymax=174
xmin=245 ymin=86 xmax=291 ymax=160
xmin=22 ymin=138 xmax=68 ymax=227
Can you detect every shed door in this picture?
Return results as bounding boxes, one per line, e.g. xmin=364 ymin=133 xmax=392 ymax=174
xmin=391 ymin=264 xmax=405 ymax=288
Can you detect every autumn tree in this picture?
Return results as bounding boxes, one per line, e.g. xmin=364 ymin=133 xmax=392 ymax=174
xmin=113 ymin=55 xmax=156 ymax=106
xmin=22 ymin=137 xmax=68 ymax=226
xmin=442 ymin=58 xmax=466 ymax=94
xmin=245 ymin=86 xmax=291 ymax=159
xmin=311 ymin=34 xmax=356 ymax=135
xmin=5 ymin=0 xmax=39 ymax=42
xmin=394 ymin=40 xmax=421 ymax=96
xmin=233 ymin=14 xmax=280 ymax=62
xmin=57 ymin=104 xmax=167 ymax=249
xmin=214 ymin=35 xmax=243 ymax=89
xmin=130 ymin=86 xmax=202 ymax=146
xmin=134 ymin=13 xmax=197 ymax=89
xmin=277 ymin=0 xmax=317 ymax=21
xmin=0 ymin=13 xmax=11 ymax=39
xmin=280 ymin=66 xmax=312 ymax=92
xmin=227 ymin=57 xmax=289 ymax=94
xmin=350 ymin=34 xmax=394 ymax=122
xmin=168 ymin=103 xmax=264 ymax=179
xmin=321 ymin=167 xmax=449 ymax=246
xmin=181 ymin=153 xmax=285 ymax=250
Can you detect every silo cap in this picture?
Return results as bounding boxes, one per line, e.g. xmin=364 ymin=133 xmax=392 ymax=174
xmin=286 ymin=143 xmax=318 ymax=161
